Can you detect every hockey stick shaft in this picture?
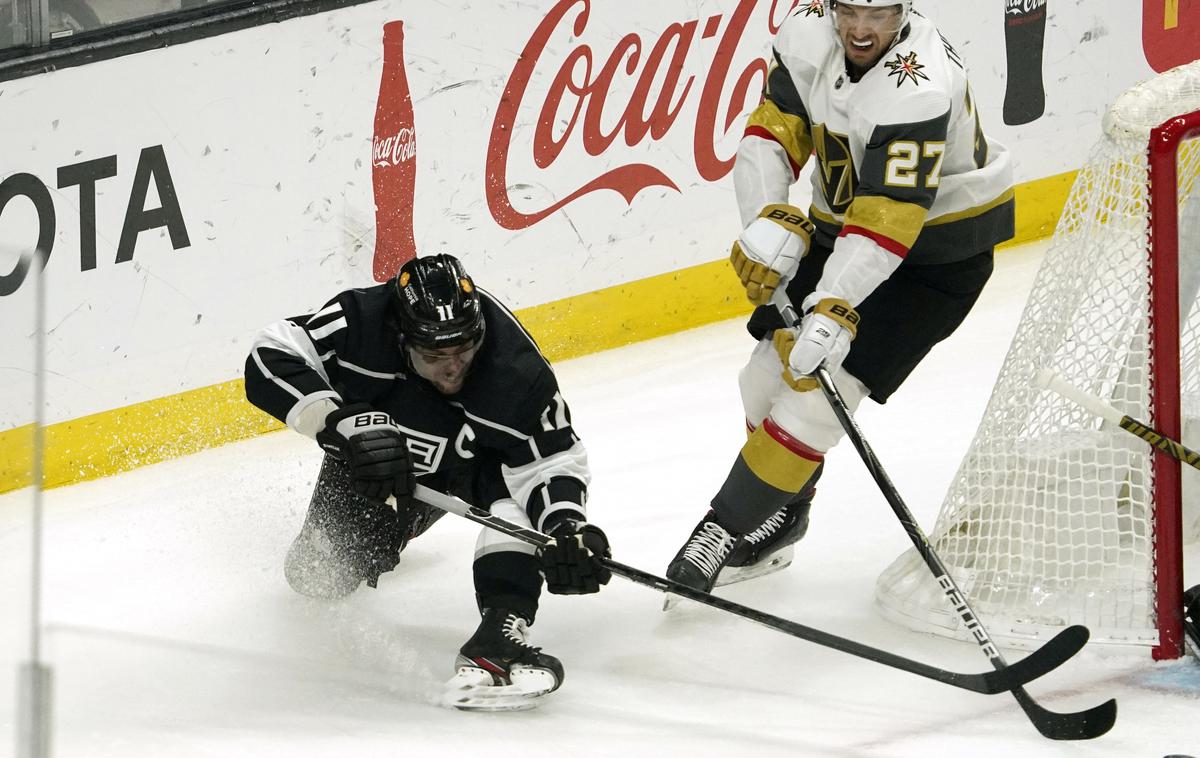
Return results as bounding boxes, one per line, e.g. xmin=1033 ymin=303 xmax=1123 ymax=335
xmin=812 ymin=365 xmax=1116 ymax=739
xmin=774 ymin=290 xmax=1017 ymax=673
xmin=1036 ymin=369 xmax=1200 ymax=471
xmin=813 ymin=367 xmax=1006 ymax=663
xmin=767 ymin=287 xmax=1113 ymax=737
xmin=407 ymin=484 xmax=1080 ymax=695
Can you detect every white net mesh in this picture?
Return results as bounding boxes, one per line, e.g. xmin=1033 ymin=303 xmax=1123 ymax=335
xmin=875 ymin=61 xmax=1200 ymax=651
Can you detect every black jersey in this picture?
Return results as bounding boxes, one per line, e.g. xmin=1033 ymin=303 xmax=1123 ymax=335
xmin=245 ymin=283 xmax=589 ymax=530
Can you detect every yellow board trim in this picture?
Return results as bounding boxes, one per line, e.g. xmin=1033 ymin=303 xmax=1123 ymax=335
xmin=0 ymin=169 xmax=1077 ymax=495
xmin=1004 ymin=170 xmax=1076 ymax=247
xmin=0 ymin=381 xmax=284 ymax=492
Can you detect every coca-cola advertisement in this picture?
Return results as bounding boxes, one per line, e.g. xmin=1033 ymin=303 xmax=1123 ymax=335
xmin=483 ymin=0 xmax=797 ymax=231
xmin=368 ymin=0 xmax=1172 ymax=293
xmin=3 ymin=0 xmax=1197 ymax=492
xmin=368 ymin=0 xmax=800 ymax=286
xmin=371 ymin=20 xmax=418 ymax=281
xmin=1002 ymin=0 xmax=1047 ymax=125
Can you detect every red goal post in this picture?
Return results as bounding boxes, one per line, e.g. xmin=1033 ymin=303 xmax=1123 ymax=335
xmin=1147 ymin=91 xmax=1200 ymax=659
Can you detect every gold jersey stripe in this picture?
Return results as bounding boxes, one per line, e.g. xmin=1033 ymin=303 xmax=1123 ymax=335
xmin=811 ymin=205 xmax=838 ymax=226
xmin=844 ymin=196 xmax=928 ymax=250
xmin=740 ymin=423 xmax=822 ymax=493
xmin=925 ymin=188 xmax=1016 ymax=226
xmin=814 ymin=188 xmax=1015 ymax=231
xmin=745 ymin=101 xmax=813 ymax=172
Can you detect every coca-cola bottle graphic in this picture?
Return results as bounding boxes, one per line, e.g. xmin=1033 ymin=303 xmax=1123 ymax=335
xmin=1003 ymin=0 xmax=1048 ymax=125
xmin=371 ymin=20 xmax=418 ymax=282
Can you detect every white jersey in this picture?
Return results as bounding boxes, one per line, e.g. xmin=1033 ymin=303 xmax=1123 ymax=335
xmin=735 ymin=5 xmax=1014 ymax=264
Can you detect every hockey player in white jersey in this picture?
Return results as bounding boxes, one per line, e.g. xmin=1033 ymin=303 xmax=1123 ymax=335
xmin=666 ymin=0 xmax=1014 ymax=593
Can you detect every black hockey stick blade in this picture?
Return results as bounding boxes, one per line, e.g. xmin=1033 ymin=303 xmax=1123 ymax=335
xmin=985 ymin=625 xmax=1090 ymax=690
xmin=1013 ymin=686 xmax=1117 ymax=740
xmin=408 ymin=485 xmax=1069 ymax=696
xmin=808 ymin=365 xmax=1117 ymax=739
xmin=614 ymin=560 xmax=1040 ymax=695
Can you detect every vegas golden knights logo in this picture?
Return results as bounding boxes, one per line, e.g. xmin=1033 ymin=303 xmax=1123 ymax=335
xmin=813 ymin=124 xmax=857 ymax=215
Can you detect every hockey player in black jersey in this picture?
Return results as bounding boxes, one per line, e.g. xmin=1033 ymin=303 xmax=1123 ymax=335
xmin=244 ymin=253 xmax=611 ymax=710
xmin=666 ymin=0 xmax=1013 ymax=596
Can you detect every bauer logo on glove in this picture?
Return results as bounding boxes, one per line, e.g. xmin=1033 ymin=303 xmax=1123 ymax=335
xmin=353 ymin=412 xmax=399 ymax=430
xmin=765 ymin=207 xmax=812 ymax=228
xmin=773 ymin=296 xmax=860 ymax=391
xmin=316 ymin=403 xmax=415 ymax=503
xmin=730 ymin=203 xmax=815 ymax=306
xmin=826 ymin=301 xmax=860 ymax=327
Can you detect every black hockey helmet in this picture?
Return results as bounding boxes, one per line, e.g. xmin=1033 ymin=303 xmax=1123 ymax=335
xmin=394 ymin=254 xmax=485 ymax=350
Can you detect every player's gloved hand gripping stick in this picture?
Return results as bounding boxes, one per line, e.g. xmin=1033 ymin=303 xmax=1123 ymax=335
xmin=540 ymin=518 xmax=613 ymax=594
xmin=771 ymin=288 xmax=1117 ymax=740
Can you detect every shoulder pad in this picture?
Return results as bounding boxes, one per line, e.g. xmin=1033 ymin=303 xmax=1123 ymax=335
xmin=853 ymin=19 xmax=953 ymax=127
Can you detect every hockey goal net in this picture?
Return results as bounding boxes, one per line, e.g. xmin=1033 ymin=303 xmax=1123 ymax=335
xmin=875 ymin=61 xmax=1200 ymax=660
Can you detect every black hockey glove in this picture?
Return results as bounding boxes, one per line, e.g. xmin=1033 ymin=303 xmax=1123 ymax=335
xmin=539 ymin=519 xmax=612 ymax=595
xmin=316 ymin=403 xmax=415 ymax=504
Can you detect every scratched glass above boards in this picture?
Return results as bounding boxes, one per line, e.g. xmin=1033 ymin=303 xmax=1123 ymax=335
xmin=0 ymin=0 xmax=240 ymax=50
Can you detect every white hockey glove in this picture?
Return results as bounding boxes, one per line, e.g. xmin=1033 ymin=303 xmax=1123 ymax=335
xmin=316 ymin=403 xmax=415 ymax=503
xmin=772 ymin=295 xmax=860 ymax=392
xmin=730 ymin=204 xmax=815 ymax=305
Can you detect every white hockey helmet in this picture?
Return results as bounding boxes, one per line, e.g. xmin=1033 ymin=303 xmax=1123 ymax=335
xmin=824 ymin=0 xmax=912 ymax=34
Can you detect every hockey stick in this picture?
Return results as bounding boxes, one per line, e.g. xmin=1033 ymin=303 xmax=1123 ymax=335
xmin=407 ymin=484 xmax=1087 ymax=696
xmin=770 ymin=289 xmax=1114 ymax=737
xmin=1036 ymin=368 xmax=1200 ymax=470
xmin=811 ymin=365 xmax=1117 ymax=739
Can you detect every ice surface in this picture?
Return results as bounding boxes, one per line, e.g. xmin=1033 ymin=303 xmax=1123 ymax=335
xmin=2 ymin=241 xmax=1197 ymax=757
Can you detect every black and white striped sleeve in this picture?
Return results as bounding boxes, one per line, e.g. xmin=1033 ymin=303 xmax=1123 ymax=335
xmin=244 ymin=297 xmax=347 ymax=437
xmin=497 ymin=383 xmax=591 ymax=533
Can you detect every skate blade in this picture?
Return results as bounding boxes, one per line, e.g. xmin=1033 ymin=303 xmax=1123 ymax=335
xmin=442 ymin=666 xmax=557 ymax=712
xmin=714 ymin=546 xmax=793 ymax=588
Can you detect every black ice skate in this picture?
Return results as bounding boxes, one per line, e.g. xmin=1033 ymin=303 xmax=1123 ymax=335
xmin=444 ymin=608 xmax=564 ymax=711
xmin=716 ymin=500 xmax=811 ymax=587
xmin=663 ymin=511 xmax=742 ymax=609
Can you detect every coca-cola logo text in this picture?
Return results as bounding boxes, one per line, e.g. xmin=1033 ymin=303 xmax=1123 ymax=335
xmin=486 ymin=0 xmax=797 ymax=230
xmin=373 ymin=128 xmax=416 ymax=168
xmin=1005 ymin=0 xmax=1046 ymax=15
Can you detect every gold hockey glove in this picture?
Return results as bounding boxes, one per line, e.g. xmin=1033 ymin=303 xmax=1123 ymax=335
xmin=773 ymin=297 xmax=859 ymax=391
xmin=730 ymin=204 xmax=815 ymax=305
